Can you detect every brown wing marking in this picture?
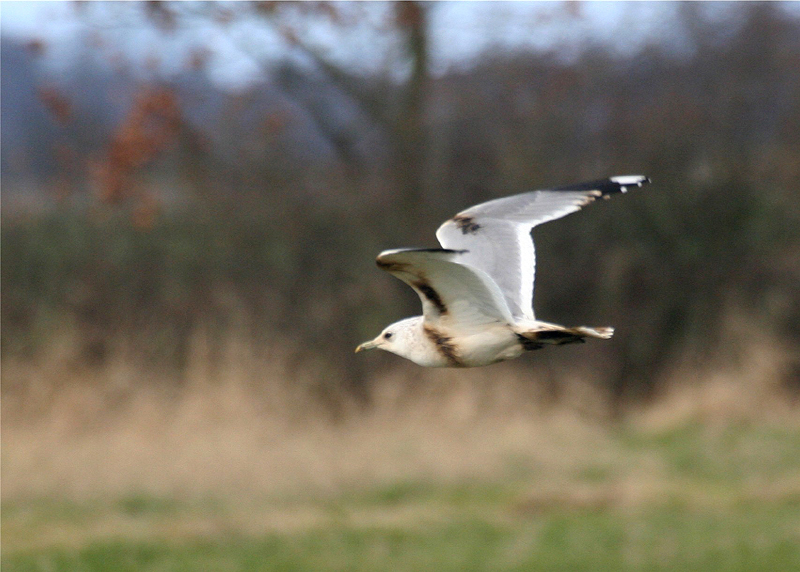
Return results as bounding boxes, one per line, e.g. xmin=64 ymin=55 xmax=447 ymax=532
xmin=452 ymin=215 xmax=481 ymax=234
xmin=423 ymin=324 xmax=464 ymax=367
xmin=376 ymin=259 xmax=408 ymax=272
xmin=412 ymin=280 xmax=447 ymax=315
xmin=375 ymin=256 xmax=449 ymax=317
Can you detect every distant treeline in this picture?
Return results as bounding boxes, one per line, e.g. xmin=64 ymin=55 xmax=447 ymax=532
xmin=3 ymin=3 xmax=799 ymax=407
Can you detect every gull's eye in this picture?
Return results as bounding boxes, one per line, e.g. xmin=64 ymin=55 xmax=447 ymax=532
xmin=384 ymin=332 xmax=393 ymax=340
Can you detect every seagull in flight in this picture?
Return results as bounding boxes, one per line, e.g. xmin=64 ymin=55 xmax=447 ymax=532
xmin=356 ymin=175 xmax=650 ymax=367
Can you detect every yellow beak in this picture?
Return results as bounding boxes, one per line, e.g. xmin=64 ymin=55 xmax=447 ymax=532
xmin=355 ymin=339 xmax=379 ymax=353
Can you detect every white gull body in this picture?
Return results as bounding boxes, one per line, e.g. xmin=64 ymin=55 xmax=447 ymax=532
xmin=356 ymin=175 xmax=650 ymax=368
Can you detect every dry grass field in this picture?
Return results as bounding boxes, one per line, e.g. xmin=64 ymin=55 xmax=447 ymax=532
xmin=3 ymin=331 xmax=800 ymax=571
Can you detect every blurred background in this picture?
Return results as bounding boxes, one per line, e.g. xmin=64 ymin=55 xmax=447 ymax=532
xmin=3 ymin=2 xmax=800 ymax=570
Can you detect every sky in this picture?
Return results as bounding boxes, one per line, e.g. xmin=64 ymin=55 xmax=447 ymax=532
xmin=3 ymin=1 xmax=799 ymax=91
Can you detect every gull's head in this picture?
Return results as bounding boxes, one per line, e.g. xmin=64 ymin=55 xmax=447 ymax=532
xmin=355 ymin=317 xmax=421 ymax=359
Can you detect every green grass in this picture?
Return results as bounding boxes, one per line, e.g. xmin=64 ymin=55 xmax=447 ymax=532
xmin=4 ymin=422 xmax=800 ymax=571
xmin=4 ymin=502 xmax=800 ymax=572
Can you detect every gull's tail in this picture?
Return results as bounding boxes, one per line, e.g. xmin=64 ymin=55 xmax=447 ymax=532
xmin=515 ymin=323 xmax=614 ymax=351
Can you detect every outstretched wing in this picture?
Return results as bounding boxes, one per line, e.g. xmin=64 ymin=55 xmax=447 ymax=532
xmin=375 ymin=248 xmax=514 ymax=329
xmin=435 ymin=175 xmax=650 ymax=320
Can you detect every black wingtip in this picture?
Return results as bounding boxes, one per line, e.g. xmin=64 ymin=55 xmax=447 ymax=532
xmin=553 ymin=175 xmax=650 ymax=196
xmin=381 ymin=248 xmax=468 ymax=256
xmin=375 ymin=248 xmax=469 ymax=270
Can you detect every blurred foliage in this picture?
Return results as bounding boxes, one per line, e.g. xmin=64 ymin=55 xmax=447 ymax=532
xmin=2 ymin=2 xmax=800 ymax=407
